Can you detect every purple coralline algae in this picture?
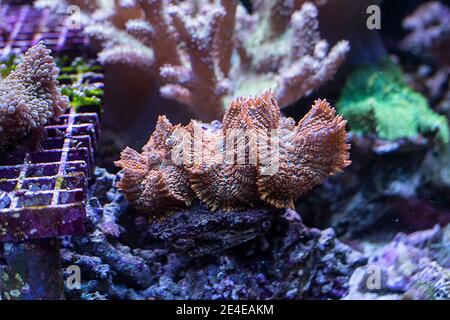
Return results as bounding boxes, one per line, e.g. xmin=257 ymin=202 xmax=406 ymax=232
xmin=345 ymin=224 xmax=450 ymax=300
xmin=0 ymin=191 xmax=11 ymax=209
xmin=404 ymin=261 xmax=450 ymax=300
xmin=61 ymin=168 xmax=366 ymax=300
xmin=0 ymin=3 xmax=89 ymax=58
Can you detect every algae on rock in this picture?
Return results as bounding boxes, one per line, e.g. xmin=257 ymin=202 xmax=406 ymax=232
xmin=337 ymin=60 xmax=449 ymax=143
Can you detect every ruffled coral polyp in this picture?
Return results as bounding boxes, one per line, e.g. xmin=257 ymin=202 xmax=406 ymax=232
xmin=116 ymin=92 xmax=351 ymax=216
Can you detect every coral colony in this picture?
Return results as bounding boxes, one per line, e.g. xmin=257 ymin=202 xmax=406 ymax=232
xmin=0 ymin=0 xmax=449 ymax=302
xmin=115 ymin=92 xmax=350 ymax=214
xmin=86 ymin=0 xmax=349 ymax=120
xmin=0 ymin=43 xmax=69 ymax=150
xmin=337 ymin=59 xmax=449 ymax=143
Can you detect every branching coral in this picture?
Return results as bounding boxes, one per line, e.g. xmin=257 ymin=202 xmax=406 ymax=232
xmin=0 ymin=43 xmax=69 ymax=150
xmin=115 ymin=91 xmax=350 ymax=216
xmin=337 ymin=59 xmax=449 ymax=143
xmin=233 ymin=0 xmax=349 ymax=107
xmin=401 ymin=2 xmax=450 ymax=116
xmin=159 ymin=4 xmax=232 ymax=120
xmin=86 ymin=0 xmax=349 ymax=121
xmin=318 ymin=0 xmax=386 ymax=65
xmin=401 ymin=1 xmax=450 ymax=68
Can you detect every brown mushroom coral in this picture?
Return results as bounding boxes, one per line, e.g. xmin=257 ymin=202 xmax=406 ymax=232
xmin=0 ymin=42 xmax=69 ymax=150
xmin=116 ymin=116 xmax=195 ymax=215
xmin=115 ymin=92 xmax=351 ymax=216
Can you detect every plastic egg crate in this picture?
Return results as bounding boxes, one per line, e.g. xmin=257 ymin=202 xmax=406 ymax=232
xmin=0 ymin=4 xmax=88 ymax=59
xmin=0 ymin=109 xmax=99 ymax=242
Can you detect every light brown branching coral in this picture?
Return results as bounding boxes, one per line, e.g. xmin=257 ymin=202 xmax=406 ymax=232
xmin=86 ymin=0 xmax=349 ymax=121
xmin=160 ymin=4 xmax=231 ymax=120
xmin=86 ymin=0 xmax=180 ymax=72
xmin=110 ymin=0 xmax=144 ymax=29
xmin=400 ymin=2 xmax=450 ymax=126
xmin=236 ymin=1 xmax=349 ymax=107
xmin=115 ymin=92 xmax=351 ymax=216
xmin=137 ymin=0 xmax=181 ymax=70
xmin=401 ymin=1 xmax=450 ymax=66
xmin=0 ymin=43 xmax=69 ymax=150
xmin=214 ymin=0 xmax=237 ymax=77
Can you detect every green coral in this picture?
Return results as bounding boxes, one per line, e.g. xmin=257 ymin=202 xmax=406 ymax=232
xmin=56 ymin=56 xmax=102 ymax=74
xmin=61 ymin=85 xmax=103 ymax=110
xmin=57 ymin=57 xmax=104 ymax=111
xmin=337 ymin=60 xmax=449 ymax=143
xmin=0 ymin=55 xmax=20 ymax=79
xmin=1 ymin=54 xmax=103 ymax=116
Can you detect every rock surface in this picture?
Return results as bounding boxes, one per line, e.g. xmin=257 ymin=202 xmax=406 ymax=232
xmin=147 ymin=205 xmax=274 ymax=257
xmin=345 ymin=224 xmax=450 ymax=300
xmin=61 ymin=168 xmax=366 ymax=300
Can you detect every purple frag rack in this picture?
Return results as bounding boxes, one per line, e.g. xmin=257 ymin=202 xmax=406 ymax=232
xmin=0 ymin=109 xmax=99 ymax=243
xmin=0 ymin=4 xmax=89 ymax=59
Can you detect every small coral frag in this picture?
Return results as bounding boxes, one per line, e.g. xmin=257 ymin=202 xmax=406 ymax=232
xmin=337 ymin=60 xmax=449 ymax=143
xmin=115 ymin=92 xmax=351 ymax=216
xmin=0 ymin=42 xmax=69 ymax=149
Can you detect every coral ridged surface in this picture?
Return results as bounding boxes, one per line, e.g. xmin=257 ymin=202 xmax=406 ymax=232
xmin=116 ymin=92 xmax=350 ymax=216
xmin=116 ymin=115 xmax=195 ymax=216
